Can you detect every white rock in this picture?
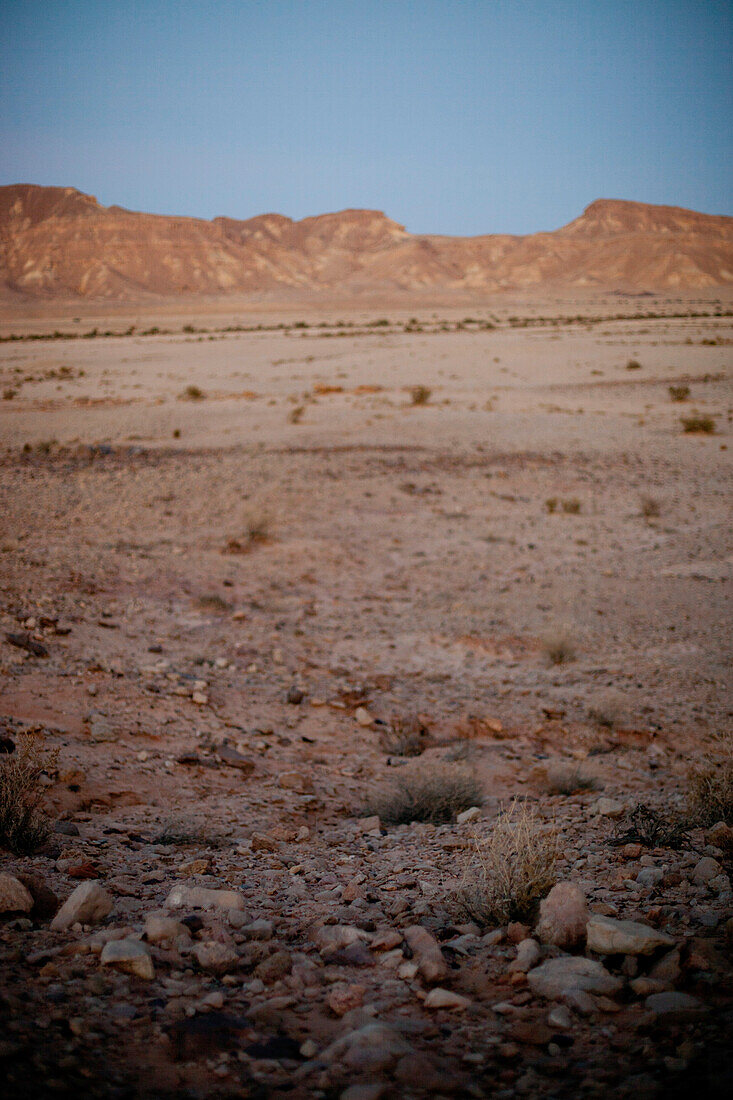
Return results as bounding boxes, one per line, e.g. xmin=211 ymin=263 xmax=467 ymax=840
xmin=164 ymin=884 xmax=246 ymax=912
xmin=100 ymin=938 xmax=154 ymax=979
xmin=586 ymin=915 xmax=675 ymax=956
xmin=354 ymin=707 xmax=374 ymax=727
xmin=424 ymin=987 xmax=471 ymax=1009
xmin=143 ymin=914 xmax=191 ymax=945
xmin=51 ymin=882 xmax=113 ymax=931
xmin=547 ymin=1005 xmax=573 ymax=1029
xmin=315 ymin=924 xmax=369 ymax=953
xmin=321 ymin=1023 xmax=411 ymax=1073
xmin=509 ymin=939 xmax=541 ymax=973
xmin=456 ymin=806 xmax=482 ymax=825
xmin=528 ymin=956 xmax=623 ymax=999
xmin=192 ymin=940 xmax=239 ymax=975
xmin=0 ymin=873 xmax=34 ymax=915
xmin=403 ymin=925 xmax=448 ymax=984
xmin=592 ymin=798 xmax=625 ymax=818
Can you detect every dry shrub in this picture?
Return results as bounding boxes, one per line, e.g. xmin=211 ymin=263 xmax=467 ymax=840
xmin=0 ymin=737 xmax=54 ymax=854
xmin=366 ymin=765 xmax=482 ymax=825
xmin=180 ymin=384 xmax=205 ymax=400
xmin=541 ymin=625 xmax=576 ymax=666
xmin=681 ymin=414 xmax=715 ymax=434
xmin=224 ymin=508 xmax=273 ymax=553
xmin=410 ymin=385 xmax=432 ymax=406
xmin=561 ymin=498 xmax=581 ymax=514
xmin=687 ymin=735 xmax=733 ymax=826
xmin=587 ymin=689 xmax=625 ymax=729
xmin=197 ymin=594 xmax=231 ymax=613
xmin=454 ymin=801 xmax=558 ymax=926
xmin=379 ymin=714 xmax=430 ymax=758
xmin=611 ymin=804 xmax=689 ymax=849
xmin=640 ymin=495 xmax=661 ymax=520
xmin=288 ymin=404 xmax=305 ymax=424
xmin=544 ymin=763 xmax=600 ymax=795
xmin=669 ymin=384 xmax=690 ymax=402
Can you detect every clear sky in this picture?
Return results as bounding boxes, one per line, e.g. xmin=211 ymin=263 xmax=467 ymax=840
xmin=1 ymin=0 xmax=731 ymax=235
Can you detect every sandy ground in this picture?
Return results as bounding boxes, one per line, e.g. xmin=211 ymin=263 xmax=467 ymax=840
xmin=0 ymin=293 xmax=731 ymax=1098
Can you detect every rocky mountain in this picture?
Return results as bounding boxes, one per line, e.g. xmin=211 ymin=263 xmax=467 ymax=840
xmin=1 ymin=184 xmax=731 ymax=300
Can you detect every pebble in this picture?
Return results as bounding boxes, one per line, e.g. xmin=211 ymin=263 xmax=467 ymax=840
xmin=692 ymin=856 xmax=721 ymax=884
xmin=592 ymin=798 xmax=625 ymax=818
xmin=456 ymin=806 xmax=482 ymax=824
xmin=645 ymin=991 xmax=708 ymax=1021
xmin=321 ymin=1022 xmax=412 ymax=1074
xmin=423 ymin=987 xmax=471 ymax=1009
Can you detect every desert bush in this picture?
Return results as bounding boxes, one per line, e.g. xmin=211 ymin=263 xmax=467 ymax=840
xmin=288 ymin=404 xmax=305 ymax=424
xmin=640 ymin=495 xmax=661 ymax=519
xmin=197 ymin=594 xmax=231 ymax=613
xmin=669 ymin=384 xmax=690 ymax=402
xmin=410 ymin=385 xmax=432 ymax=406
xmin=0 ymin=737 xmax=54 ymax=855
xmin=587 ymin=689 xmax=625 ymax=729
xmin=611 ymin=804 xmax=689 ymax=849
xmin=541 ymin=626 xmax=576 ymax=666
xmin=561 ymin=498 xmax=581 ymax=515
xmin=681 ymin=414 xmax=715 ymax=434
xmin=379 ymin=714 xmax=430 ymax=758
xmin=180 ymin=384 xmax=205 ymax=400
xmin=545 ymin=498 xmax=558 ymax=514
xmin=454 ymin=801 xmax=558 ymax=926
xmin=544 ymin=763 xmax=600 ymax=795
xmin=365 ymin=765 xmax=482 ymax=824
xmin=626 ymin=359 xmax=642 ymax=370
xmin=687 ymin=736 xmax=733 ymax=826
xmin=224 ymin=508 xmax=273 ymax=553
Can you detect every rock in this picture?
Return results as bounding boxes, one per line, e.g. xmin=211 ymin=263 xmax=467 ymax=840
xmin=456 ymin=806 xmax=482 ymax=824
xmin=692 ymin=856 xmax=721 ymax=884
xmin=251 ymin=833 xmax=279 ymax=853
xmin=328 ymin=983 xmax=366 ymax=1016
xmin=645 ymin=991 xmax=708 ymax=1021
xmin=321 ymin=1023 xmax=412 ymax=1074
xmin=395 ymin=1053 xmax=460 ymax=1092
xmin=650 ymin=949 xmax=681 ymax=982
xmin=547 ymin=1005 xmax=573 ymax=1029
xmin=164 ymin=885 xmax=246 ymax=912
xmin=354 ymin=707 xmax=373 ymax=727
xmin=278 ymin=771 xmax=310 ymax=791
xmin=562 ymin=989 xmax=596 ymax=1016
xmin=707 ymin=821 xmax=733 ymax=851
xmin=506 ymin=922 xmax=532 ymax=944
xmin=54 ymin=821 xmax=80 ymax=837
xmin=509 ymin=939 xmax=541 ymax=973
xmin=243 ymin=919 xmax=273 ymax=940
xmin=586 ymin=915 xmax=675 ymax=955
xmin=592 ymin=798 xmax=625 ymax=818
xmin=15 ymin=874 xmax=59 ymax=918
xmin=528 ymin=957 xmax=623 ymax=999
xmin=215 ymin=744 xmax=255 ymax=773
xmin=192 ymin=941 xmax=239 ymax=975
xmin=254 ymin=950 xmax=292 ymax=983
xmin=403 ymin=925 xmax=448 ymax=984
xmin=0 ymin=874 xmax=34 ymax=915
xmin=358 ymin=815 xmax=382 ymax=835
xmin=424 ymin=988 xmax=471 ymax=1009
xmin=51 ymin=881 xmax=113 ymax=931
xmin=286 ymin=686 xmax=304 ymax=705
xmin=630 ymin=977 xmax=669 ymax=995
xmin=143 ymin=914 xmax=191 ymax=945
xmin=100 ymin=938 xmax=154 ymax=979
xmin=536 ymin=883 xmax=588 ymax=948
xmin=636 ymin=868 xmax=664 ymax=889
xmin=340 ymin=1085 xmax=387 ymax=1100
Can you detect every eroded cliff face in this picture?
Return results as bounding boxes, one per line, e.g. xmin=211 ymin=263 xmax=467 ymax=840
xmin=1 ymin=184 xmax=731 ymax=300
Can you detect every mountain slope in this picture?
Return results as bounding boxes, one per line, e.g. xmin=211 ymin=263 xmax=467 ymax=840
xmin=1 ymin=184 xmax=731 ymax=300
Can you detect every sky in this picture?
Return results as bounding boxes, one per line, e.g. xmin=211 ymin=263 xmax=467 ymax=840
xmin=0 ymin=0 xmax=731 ymax=235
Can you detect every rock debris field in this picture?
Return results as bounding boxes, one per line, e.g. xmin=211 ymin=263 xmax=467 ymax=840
xmin=0 ymin=296 xmax=731 ymax=1098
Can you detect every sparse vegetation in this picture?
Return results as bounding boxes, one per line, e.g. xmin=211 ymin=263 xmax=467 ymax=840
xmin=681 ymin=414 xmax=715 ymax=434
xmin=545 ymin=497 xmax=558 ymax=514
xmin=640 ymin=495 xmax=661 ymax=520
xmin=180 ymin=384 xmax=205 ymax=400
xmin=541 ymin=625 xmax=577 ymax=665
xmin=197 ymin=594 xmax=231 ymax=613
xmin=626 ymin=358 xmax=642 ymax=370
xmin=588 ymin=689 xmax=625 ymax=729
xmin=152 ymin=818 xmax=230 ymax=849
xmin=454 ymin=801 xmax=558 ymax=926
xmin=224 ymin=508 xmax=273 ymax=553
xmin=611 ymin=804 xmax=690 ymax=849
xmin=687 ymin=736 xmax=733 ymax=826
xmin=365 ymin=765 xmax=482 ymax=824
xmin=669 ymin=384 xmax=690 ymax=402
xmin=288 ymin=404 xmax=305 ymax=424
xmin=379 ymin=714 xmax=430 ymax=758
xmin=544 ymin=763 xmax=601 ymax=795
xmin=0 ymin=737 xmax=54 ymax=855
xmin=561 ymin=498 xmax=581 ymax=514
xmin=410 ymin=385 xmax=432 ymax=406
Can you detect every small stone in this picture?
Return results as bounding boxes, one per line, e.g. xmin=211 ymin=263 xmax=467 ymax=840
xmin=0 ymin=873 xmax=34 ymax=915
xmin=340 ymin=1084 xmax=388 ymax=1100
xmin=164 ymin=885 xmax=246 ymax=912
xmin=193 ymin=941 xmax=239 ymax=975
xmin=143 ymin=915 xmax=192 ymax=945
xmin=191 ymin=691 xmax=208 ymax=705
xmin=315 ymin=924 xmax=369 ymax=953
xmin=645 ymin=991 xmax=708 ymax=1021
xmin=251 ymin=833 xmax=279 ymax=853
xmin=547 ymin=1005 xmax=573 ymax=1029
xmin=100 ymin=938 xmax=154 ymax=979
xmin=403 ymin=925 xmax=448 ymax=984
xmin=424 ymin=987 xmax=471 ymax=1009
xmin=506 ymin=922 xmax=531 ymax=944
xmin=636 ymin=868 xmax=664 ymax=889
xmin=650 ymin=949 xmax=681 ymax=983
xmin=321 ymin=1022 xmax=411 ymax=1074
xmin=254 ymin=950 xmax=292 ymax=983
xmin=456 ymin=806 xmax=482 ymax=824
xmin=692 ymin=857 xmax=721 ymax=884
xmin=536 ymin=883 xmax=588 ymax=948
xmin=15 ymin=874 xmax=59 ymax=918
xmin=278 ymin=771 xmax=310 ymax=791
xmin=358 ymin=815 xmax=381 ymax=835
xmin=354 ymin=707 xmax=374 ymax=727
xmin=243 ymin=919 xmax=273 ymax=940
xmin=509 ymin=939 xmax=541 ymax=973
xmin=528 ymin=957 xmax=623 ymax=998
xmin=371 ymin=930 xmax=402 ymax=952
xmin=586 ymin=915 xmax=675 ymax=956
xmin=592 ymin=798 xmax=625 ymax=818
xmin=286 ymin=686 xmax=304 ymax=705
xmin=630 ymin=977 xmax=668 ymax=996
xmin=706 ymin=822 xmax=733 ymax=850
xmin=328 ymin=983 xmax=366 ymax=1016
xmin=51 ymin=882 xmax=113 ymax=931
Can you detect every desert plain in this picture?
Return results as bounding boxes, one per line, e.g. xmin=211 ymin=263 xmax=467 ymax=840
xmin=0 ymin=290 xmax=732 ymax=1098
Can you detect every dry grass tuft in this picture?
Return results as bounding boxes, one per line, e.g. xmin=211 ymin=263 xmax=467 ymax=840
xmin=0 ymin=737 xmax=54 ymax=855
xmin=640 ymin=495 xmax=661 ymax=520
xmin=541 ymin=625 xmax=577 ymax=666
xmin=626 ymin=358 xmax=642 ymax=370
xmin=454 ymin=801 xmax=558 ymax=926
xmin=681 ymin=414 xmax=715 ymax=434
xmin=180 ymin=384 xmax=205 ymax=400
xmin=288 ymin=404 xmax=305 ymax=424
xmin=544 ymin=763 xmax=601 ymax=795
xmin=687 ymin=735 xmax=733 ymax=826
xmin=587 ymin=689 xmax=626 ymax=729
xmin=365 ymin=765 xmax=482 ymax=825
xmin=379 ymin=714 xmax=430 ymax=758
xmin=224 ymin=508 xmax=273 ymax=553
xmin=197 ymin=594 xmax=231 ymax=614
xmin=669 ymin=384 xmax=690 ymax=402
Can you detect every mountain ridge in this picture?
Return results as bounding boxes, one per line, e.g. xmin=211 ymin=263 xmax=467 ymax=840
xmin=1 ymin=184 xmax=731 ymax=300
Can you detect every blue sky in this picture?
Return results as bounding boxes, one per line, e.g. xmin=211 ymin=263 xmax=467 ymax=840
xmin=1 ymin=0 xmax=731 ymax=234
